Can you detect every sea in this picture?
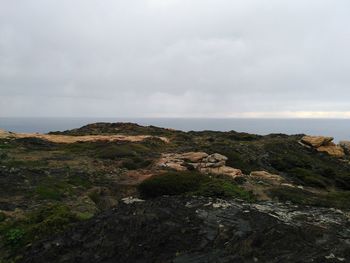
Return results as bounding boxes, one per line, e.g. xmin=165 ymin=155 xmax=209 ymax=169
xmin=0 ymin=117 xmax=349 ymax=142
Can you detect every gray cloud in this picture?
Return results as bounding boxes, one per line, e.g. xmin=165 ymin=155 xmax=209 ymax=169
xmin=1 ymin=0 xmax=350 ymax=117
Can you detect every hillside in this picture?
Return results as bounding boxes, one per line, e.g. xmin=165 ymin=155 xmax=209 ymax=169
xmin=0 ymin=123 xmax=349 ymax=262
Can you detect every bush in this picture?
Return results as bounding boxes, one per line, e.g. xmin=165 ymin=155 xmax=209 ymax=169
xmin=138 ymin=171 xmax=254 ymax=200
xmin=139 ymin=172 xmax=203 ymax=198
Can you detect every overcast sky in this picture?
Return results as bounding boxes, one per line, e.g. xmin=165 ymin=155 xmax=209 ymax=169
xmin=1 ymin=0 xmax=350 ymax=118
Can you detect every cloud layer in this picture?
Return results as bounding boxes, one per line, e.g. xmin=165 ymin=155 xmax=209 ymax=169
xmin=1 ymin=0 xmax=350 ymax=117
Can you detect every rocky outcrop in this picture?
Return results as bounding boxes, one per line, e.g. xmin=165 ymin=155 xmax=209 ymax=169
xmin=301 ymin=135 xmax=345 ymax=158
xmin=22 ymin=196 xmax=350 ymax=263
xmin=250 ymin=171 xmax=284 ymax=184
xmin=339 ymin=141 xmax=350 ymax=154
xmin=301 ymin=136 xmax=334 ymax=148
xmin=181 ymin=152 xmax=209 ymax=162
xmin=317 ymin=145 xmax=345 ymax=158
xmin=157 ymin=152 xmax=243 ymax=178
xmin=0 ymin=129 xmax=12 ymax=139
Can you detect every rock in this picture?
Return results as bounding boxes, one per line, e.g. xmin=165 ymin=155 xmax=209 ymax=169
xmin=0 ymin=129 xmax=11 ymax=139
xmin=317 ymin=145 xmax=345 ymax=158
xmin=157 ymin=152 xmax=243 ymax=178
xmin=300 ymin=135 xmax=345 ymax=158
xmin=204 ymin=153 xmax=228 ymax=163
xmin=121 ymin=197 xmax=145 ymax=204
xmin=301 ymin=136 xmax=334 ymax=148
xmin=199 ymin=166 xmax=243 ymax=179
xmin=202 ymin=160 xmax=226 ymax=168
xmin=339 ymin=141 xmax=350 ymax=154
xmin=181 ymin=152 xmax=208 ymax=162
xmin=21 ymin=196 xmax=350 ymax=263
xmin=164 ymin=162 xmax=187 ymax=171
xmin=250 ymin=171 xmax=284 ymax=183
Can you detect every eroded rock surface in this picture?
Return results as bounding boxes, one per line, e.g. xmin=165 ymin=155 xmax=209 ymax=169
xmin=157 ymin=152 xmax=243 ymax=178
xmin=21 ymin=196 xmax=350 ymax=263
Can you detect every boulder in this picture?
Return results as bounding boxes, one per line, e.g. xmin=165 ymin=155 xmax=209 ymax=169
xmin=181 ymin=152 xmax=208 ymax=162
xmin=317 ymin=146 xmax=345 ymax=158
xmin=201 ymin=160 xmax=226 ymax=168
xmin=164 ymin=162 xmax=187 ymax=171
xmin=250 ymin=171 xmax=284 ymax=183
xmin=339 ymin=141 xmax=350 ymax=154
xmin=301 ymin=136 xmax=334 ymax=148
xmin=199 ymin=166 xmax=243 ymax=179
xmin=204 ymin=153 xmax=228 ymax=163
xmin=157 ymin=152 xmax=243 ymax=178
xmin=300 ymin=135 xmax=346 ymax=158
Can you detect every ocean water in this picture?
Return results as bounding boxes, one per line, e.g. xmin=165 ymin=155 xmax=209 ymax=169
xmin=0 ymin=117 xmax=349 ymax=142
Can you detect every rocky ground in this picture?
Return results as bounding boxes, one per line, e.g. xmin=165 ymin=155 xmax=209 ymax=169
xmin=22 ymin=196 xmax=350 ymax=263
xmin=0 ymin=122 xmax=349 ymax=262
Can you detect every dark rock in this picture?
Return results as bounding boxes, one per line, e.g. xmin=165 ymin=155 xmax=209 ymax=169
xmin=21 ymin=196 xmax=350 ymax=263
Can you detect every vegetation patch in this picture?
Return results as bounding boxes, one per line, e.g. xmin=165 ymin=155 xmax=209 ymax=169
xmin=268 ymin=187 xmax=350 ymax=209
xmin=0 ymin=204 xmax=88 ymax=259
xmin=138 ymin=171 xmax=254 ymax=200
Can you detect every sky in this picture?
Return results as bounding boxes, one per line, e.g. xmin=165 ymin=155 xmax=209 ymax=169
xmin=1 ymin=0 xmax=350 ymax=118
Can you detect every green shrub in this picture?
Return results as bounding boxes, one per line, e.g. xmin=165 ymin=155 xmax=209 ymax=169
xmin=138 ymin=171 xmax=253 ymax=201
xmin=139 ymin=172 xmax=203 ymax=198
xmin=5 ymin=228 xmax=25 ymax=247
xmin=121 ymin=157 xmax=152 ymax=170
xmin=195 ymin=180 xmax=255 ymax=201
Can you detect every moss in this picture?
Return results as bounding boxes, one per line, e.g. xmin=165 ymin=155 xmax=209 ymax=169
xmin=138 ymin=171 xmax=254 ymax=201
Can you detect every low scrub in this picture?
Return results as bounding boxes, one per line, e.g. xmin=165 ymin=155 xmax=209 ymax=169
xmin=138 ymin=171 xmax=254 ymax=201
xmin=0 ymin=204 xmax=89 ymax=259
xmin=269 ymin=187 xmax=350 ymax=209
